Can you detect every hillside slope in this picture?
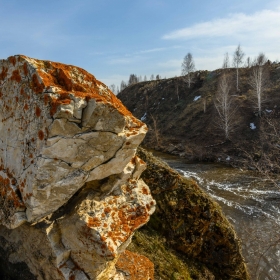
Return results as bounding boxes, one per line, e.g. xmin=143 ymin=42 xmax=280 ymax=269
xmin=118 ymin=64 xmax=280 ymax=171
xmin=128 ymin=148 xmax=249 ymax=280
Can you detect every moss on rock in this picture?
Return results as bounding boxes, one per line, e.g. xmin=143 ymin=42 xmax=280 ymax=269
xmin=130 ymin=148 xmax=249 ymax=279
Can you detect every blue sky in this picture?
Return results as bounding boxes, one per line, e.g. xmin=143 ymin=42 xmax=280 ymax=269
xmin=0 ymin=0 xmax=279 ymax=90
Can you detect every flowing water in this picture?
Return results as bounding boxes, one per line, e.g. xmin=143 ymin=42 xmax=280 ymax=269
xmin=152 ymin=151 xmax=280 ymax=280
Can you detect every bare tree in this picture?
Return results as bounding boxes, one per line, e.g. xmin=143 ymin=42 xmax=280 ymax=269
xmin=233 ymin=44 xmax=245 ymax=91
xmin=203 ymin=98 xmax=207 ymax=113
xmin=150 ymin=114 xmax=160 ymax=146
xmin=128 ymin=74 xmax=138 ymax=85
xmin=222 ymin=52 xmax=230 ymax=69
xmin=245 ymin=56 xmax=251 ymax=68
xmin=237 ymin=113 xmax=280 ymax=179
xmin=249 ymin=53 xmax=269 ymax=116
xmin=181 ymin=53 xmax=195 ymax=88
xmin=109 ymin=84 xmax=116 ymax=94
xmin=214 ymin=74 xmax=237 ymax=140
xmin=175 ymin=80 xmax=179 ymax=101
xmin=120 ymin=80 xmax=127 ymax=91
xmin=145 ymin=94 xmax=149 ymax=112
xmin=150 ymin=74 xmax=154 ymax=81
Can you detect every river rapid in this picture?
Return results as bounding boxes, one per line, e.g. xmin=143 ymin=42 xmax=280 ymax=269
xmin=152 ymin=151 xmax=280 ymax=280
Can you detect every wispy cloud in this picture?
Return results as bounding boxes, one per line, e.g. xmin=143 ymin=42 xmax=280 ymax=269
xmin=162 ymin=7 xmax=280 ymax=40
xmin=106 ymin=45 xmax=183 ymax=65
xmin=138 ymin=47 xmax=166 ymax=54
xmin=138 ymin=45 xmax=183 ymax=54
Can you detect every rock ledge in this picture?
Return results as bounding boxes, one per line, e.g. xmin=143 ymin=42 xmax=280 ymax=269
xmin=0 ymin=55 xmax=155 ymax=280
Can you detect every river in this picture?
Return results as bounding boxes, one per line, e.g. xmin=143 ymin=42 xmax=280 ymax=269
xmin=152 ymin=151 xmax=280 ymax=280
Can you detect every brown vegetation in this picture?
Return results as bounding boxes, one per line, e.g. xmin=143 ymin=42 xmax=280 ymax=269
xmin=118 ymin=62 xmax=280 ymax=171
xmin=128 ymin=148 xmax=249 ymax=280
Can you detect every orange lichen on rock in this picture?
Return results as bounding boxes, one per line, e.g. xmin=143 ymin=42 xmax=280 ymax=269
xmin=49 ymin=92 xmax=72 ymax=116
xmin=0 ymin=55 xmax=146 ymax=129
xmin=0 ymin=176 xmax=10 ymax=197
xmin=8 ymin=56 xmax=16 ymax=66
xmin=116 ymin=250 xmax=154 ymax=280
xmin=87 ymin=217 xmax=101 ymax=227
xmin=35 ymin=106 xmax=41 ymax=117
xmin=0 ymin=175 xmax=25 ymax=209
xmin=15 ymin=55 xmax=145 ymax=125
xmin=23 ymin=62 xmax=28 ymax=76
xmin=38 ymin=130 xmax=44 ymax=140
xmin=11 ymin=69 xmax=21 ymax=83
xmin=57 ymin=68 xmax=73 ymax=91
xmin=31 ymin=73 xmax=44 ymax=93
xmin=0 ymin=67 xmax=8 ymax=81
xmin=141 ymin=187 xmax=149 ymax=195
xmin=44 ymin=93 xmax=50 ymax=105
xmin=106 ymin=204 xmax=149 ymax=245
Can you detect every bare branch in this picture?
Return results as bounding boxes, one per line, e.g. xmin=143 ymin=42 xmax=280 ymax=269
xmin=150 ymin=114 xmax=160 ymax=146
xmin=249 ymin=53 xmax=269 ymax=116
xmin=181 ymin=53 xmax=195 ymax=88
xmin=222 ymin=52 xmax=230 ymax=69
xmin=233 ymin=44 xmax=245 ymax=91
xmin=214 ymin=73 xmax=238 ymax=140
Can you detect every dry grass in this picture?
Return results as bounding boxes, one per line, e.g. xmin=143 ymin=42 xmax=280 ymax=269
xmin=128 ymin=226 xmax=213 ymax=280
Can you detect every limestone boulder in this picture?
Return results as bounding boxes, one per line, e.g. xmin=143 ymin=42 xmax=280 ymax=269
xmin=0 ymin=55 xmax=155 ymax=280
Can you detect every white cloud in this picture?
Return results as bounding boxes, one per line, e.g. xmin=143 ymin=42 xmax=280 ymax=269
xmin=138 ymin=47 xmax=166 ymax=54
xmin=106 ymin=45 xmax=184 ymax=66
xmin=162 ymin=7 xmax=280 ymax=41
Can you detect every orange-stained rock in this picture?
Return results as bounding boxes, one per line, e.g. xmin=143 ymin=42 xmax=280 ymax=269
xmin=0 ymin=55 xmax=148 ymax=227
xmin=115 ymin=250 xmax=154 ymax=280
xmin=0 ymin=55 xmax=155 ymax=280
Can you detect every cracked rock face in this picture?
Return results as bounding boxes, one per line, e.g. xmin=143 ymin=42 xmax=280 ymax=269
xmin=0 ymin=55 xmax=155 ymax=280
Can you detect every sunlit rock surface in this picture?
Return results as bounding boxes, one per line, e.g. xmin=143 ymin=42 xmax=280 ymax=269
xmin=0 ymin=55 xmax=155 ymax=280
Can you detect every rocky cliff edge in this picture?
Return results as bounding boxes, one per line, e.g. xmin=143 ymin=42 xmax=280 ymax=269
xmin=0 ymin=55 xmax=155 ymax=280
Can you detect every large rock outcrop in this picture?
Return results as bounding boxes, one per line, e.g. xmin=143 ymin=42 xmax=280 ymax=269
xmin=0 ymin=55 xmax=155 ymax=279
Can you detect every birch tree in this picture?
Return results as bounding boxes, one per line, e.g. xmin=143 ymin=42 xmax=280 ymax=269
xmin=176 ymin=80 xmax=179 ymax=101
xmin=181 ymin=53 xmax=195 ymax=88
xmin=150 ymin=114 xmax=160 ymax=146
xmin=245 ymin=56 xmax=251 ymax=68
xmin=120 ymin=80 xmax=127 ymax=91
xmin=215 ymin=74 xmax=236 ymax=140
xmin=233 ymin=44 xmax=245 ymax=91
xmin=109 ymin=84 xmax=116 ymax=94
xmin=222 ymin=52 xmax=230 ymax=69
xmin=249 ymin=53 xmax=269 ymax=116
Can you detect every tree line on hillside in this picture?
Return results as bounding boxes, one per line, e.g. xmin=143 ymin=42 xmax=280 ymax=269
xmin=181 ymin=45 xmax=277 ymax=141
xmin=113 ymin=43 xmax=278 ymax=151
xmin=165 ymin=45 xmax=279 ymax=177
xmin=109 ymin=74 xmax=163 ymax=94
